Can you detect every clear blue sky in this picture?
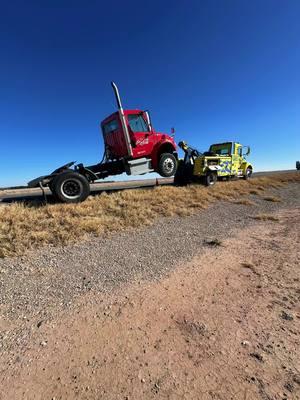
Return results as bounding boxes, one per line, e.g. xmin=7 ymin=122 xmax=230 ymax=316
xmin=1 ymin=0 xmax=299 ymax=186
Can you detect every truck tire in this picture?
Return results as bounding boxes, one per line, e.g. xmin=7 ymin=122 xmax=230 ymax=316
xmin=204 ymin=171 xmax=217 ymax=186
xmin=158 ymin=153 xmax=177 ymax=177
xmin=244 ymin=167 xmax=252 ymax=180
xmin=51 ymin=172 xmax=90 ymax=203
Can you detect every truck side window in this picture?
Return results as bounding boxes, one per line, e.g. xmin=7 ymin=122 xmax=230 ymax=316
xmin=128 ymin=114 xmax=149 ymax=132
xmin=238 ymin=147 xmax=242 ymax=156
xmin=103 ymin=119 xmax=119 ymax=134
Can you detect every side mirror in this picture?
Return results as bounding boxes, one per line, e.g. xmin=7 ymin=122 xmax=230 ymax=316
xmin=171 ymin=127 xmax=175 ymax=137
xmin=243 ymin=146 xmax=250 ymax=156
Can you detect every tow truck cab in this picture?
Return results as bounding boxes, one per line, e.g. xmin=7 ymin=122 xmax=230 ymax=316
xmin=192 ymin=141 xmax=252 ymax=178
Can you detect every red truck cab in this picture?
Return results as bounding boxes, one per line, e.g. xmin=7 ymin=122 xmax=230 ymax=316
xmin=100 ymin=83 xmax=177 ymax=177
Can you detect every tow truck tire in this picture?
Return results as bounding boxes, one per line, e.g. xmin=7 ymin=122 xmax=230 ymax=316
xmin=51 ymin=172 xmax=90 ymax=203
xmin=204 ymin=171 xmax=217 ymax=186
xmin=158 ymin=153 xmax=177 ymax=177
xmin=244 ymin=167 xmax=252 ymax=180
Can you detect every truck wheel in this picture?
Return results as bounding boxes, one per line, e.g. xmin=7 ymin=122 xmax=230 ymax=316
xmin=244 ymin=167 xmax=252 ymax=180
xmin=158 ymin=153 xmax=177 ymax=177
xmin=204 ymin=171 xmax=217 ymax=186
xmin=52 ymin=172 xmax=90 ymax=203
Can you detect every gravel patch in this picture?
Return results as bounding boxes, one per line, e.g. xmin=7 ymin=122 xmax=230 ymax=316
xmin=0 ymin=183 xmax=299 ymax=351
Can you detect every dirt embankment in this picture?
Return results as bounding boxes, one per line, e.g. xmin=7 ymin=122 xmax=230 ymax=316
xmin=0 ymin=201 xmax=300 ymax=399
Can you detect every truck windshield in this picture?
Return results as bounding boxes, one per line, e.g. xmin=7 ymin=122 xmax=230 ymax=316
xmin=128 ymin=114 xmax=149 ymax=132
xmin=210 ymin=144 xmax=232 ymax=155
xmin=215 ymin=148 xmax=230 ymax=155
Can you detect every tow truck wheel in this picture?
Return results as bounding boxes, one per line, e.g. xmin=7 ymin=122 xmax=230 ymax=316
xmin=52 ymin=172 xmax=90 ymax=203
xmin=244 ymin=167 xmax=252 ymax=180
xmin=204 ymin=171 xmax=217 ymax=186
xmin=158 ymin=153 xmax=177 ymax=177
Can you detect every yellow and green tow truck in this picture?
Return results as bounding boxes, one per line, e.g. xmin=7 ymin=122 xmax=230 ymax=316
xmin=175 ymin=141 xmax=253 ymax=186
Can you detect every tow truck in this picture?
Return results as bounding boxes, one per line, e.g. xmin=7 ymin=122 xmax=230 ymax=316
xmin=174 ymin=141 xmax=253 ymax=186
xmin=28 ymin=82 xmax=177 ymax=203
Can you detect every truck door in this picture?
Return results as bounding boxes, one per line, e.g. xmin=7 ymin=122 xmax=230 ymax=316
xmin=102 ymin=116 xmax=131 ymax=159
xmin=127 ymin=113 xmax=153 ymax=158
xmin=233 ymin=143 xmax=243 ymax=175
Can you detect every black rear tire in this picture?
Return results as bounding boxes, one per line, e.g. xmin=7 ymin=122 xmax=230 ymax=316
xmin=51 ymin=172 xmax=90 ymax=203
xmin=204 ymin=171 xmax=217 ymax=186
xmin=244 ymin=167 xmax=252 ymax=180
xmin=158 ymin=153 xmax=177 ymax=177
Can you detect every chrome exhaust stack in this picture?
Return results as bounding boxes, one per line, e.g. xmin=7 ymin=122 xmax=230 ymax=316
xmin=111 ymin=81 xmax=133 ymax=157
xmin=111 ymin=81 xmax=123 ymax=110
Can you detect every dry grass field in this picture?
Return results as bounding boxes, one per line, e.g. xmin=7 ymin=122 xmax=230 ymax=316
xmin=0 ymin=172 xmax=299 ymax=258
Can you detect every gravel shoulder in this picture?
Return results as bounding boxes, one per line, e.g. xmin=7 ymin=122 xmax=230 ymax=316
xmin=0 ymin=191 xmax=299 ymax=399
xmin=0 ymin=183 xmax=299 ymax=396
xmin=1 ymin=183 xmax=299 ymax=323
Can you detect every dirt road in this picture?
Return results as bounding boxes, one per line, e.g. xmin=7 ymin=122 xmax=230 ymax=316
xmin=1 ymin=203 xmax=299 ymax=399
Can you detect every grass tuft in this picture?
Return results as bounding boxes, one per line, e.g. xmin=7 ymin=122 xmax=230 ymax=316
xmin=249 ymin=189 xmax=260 ymax=195
xmin=233 ymin=199 xmax=256 ymax=206
xmin=252 ymin=214 xmax=280 ymax=222
xmin=263 ymin=196 xmax=282 ymax=202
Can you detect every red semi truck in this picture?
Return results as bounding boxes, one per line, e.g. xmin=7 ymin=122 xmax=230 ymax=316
xmin=29 ymin=82 xmax=178 ymax=203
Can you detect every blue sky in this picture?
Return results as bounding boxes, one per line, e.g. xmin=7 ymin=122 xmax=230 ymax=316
xmin=1 ymin=0 xmax=299 ymax=186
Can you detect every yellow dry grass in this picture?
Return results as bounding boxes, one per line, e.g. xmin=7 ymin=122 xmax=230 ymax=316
xmin=0 ymin=172 xmax=299 ymax=258
xmin=252 ymin=214 xmax=280 ymax=222
xmin=263 ymin=196 xmax=282 ymax=202
xmin=233 ymin=199 xmax=256 ymax=206
xmin=249 ymin=189 xmax=260 ymax=195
